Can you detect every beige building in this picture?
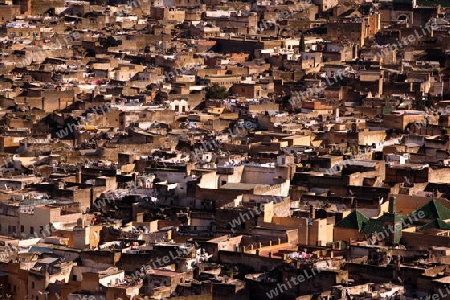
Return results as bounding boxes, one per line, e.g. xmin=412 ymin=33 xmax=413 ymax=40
xmin=150 ymin=7 xmax=186 ymax=22
xmin=0 ymin=201 xmax=83 ymax=239
xmin=28 ymin=258 xmax=75 ymax=300
xmin=19 ymin=0 xmax=65 ymax=14
xmin=3 ymin=23 xmax=41 ymax=39
xmin=0 ymin=5 xmax=20 ymax=24
xmin=205 ymin=75 xmax=242 ymax=89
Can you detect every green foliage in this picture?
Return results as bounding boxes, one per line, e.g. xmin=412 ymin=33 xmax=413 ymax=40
xmin=104 ymin=36 xmax=120 ymax=48
xmin=412 ymin=90 xmax=423 ymax=110
xmin=92 ymin=0 xmax=108 ymax=5
xmin=299 ymin=33 xmax=306 ymax=52
xmin=417 ymin=0 xmax=450 ymax=7
xmin=205 ymin=83 xmax=229 ymax=100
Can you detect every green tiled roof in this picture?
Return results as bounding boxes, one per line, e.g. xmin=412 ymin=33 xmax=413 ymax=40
xmin=360 ymin=218 xmax=384 ymax=234
xmin=361 ymin=213 xmax=406 ymax=234
xmin=417 ymin=0 xmax=450 ymax=7
xmin=410 ymin=199 xmax=450 ymax=221
xmin=419 ymin=219 xmax=450 ymax=231
xmin=335 ymin=210 xmax=368 ymax=230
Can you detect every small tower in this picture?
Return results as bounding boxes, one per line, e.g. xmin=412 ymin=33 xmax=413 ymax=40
xmin=384 ymin=196 xmax=403 ymax=245
xmin=388 ymin=195 xmax=396 ymax=214
xmin=309 ymin=205 xmax=315 ymax=219
xmin=76 ymin=218 xmax=85 ymax=229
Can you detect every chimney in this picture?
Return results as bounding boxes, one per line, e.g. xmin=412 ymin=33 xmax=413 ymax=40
xmin=309 ymin=205 xmax=315 ymax=219
xmin=378 ymin=72 xmax=383 ymax=95
xmin=76 ymin=168 xmax=82 ymax=184
xmin=76 ymin=218 xmax=85 ymax=228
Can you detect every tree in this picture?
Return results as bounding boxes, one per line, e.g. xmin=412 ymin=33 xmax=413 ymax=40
xmin=412 ymin=89 xmax=426 ymax=111
xmin=299 ymin=33 xmax=306 ymax=53
xmin=205 ymin=83 xmax=229 ymax=100
xmin=104 ymin=36 xmax=120 ymax=48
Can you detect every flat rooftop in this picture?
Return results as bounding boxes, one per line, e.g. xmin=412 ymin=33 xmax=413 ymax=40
xmin=219 ymin=183 xmax=261 ymax=190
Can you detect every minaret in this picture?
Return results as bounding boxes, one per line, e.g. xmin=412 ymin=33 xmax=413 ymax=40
xmin=385 ymin=196 xmax=402 ymax=245
xmin=388 ymin=195 xmax=396 ymax=215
